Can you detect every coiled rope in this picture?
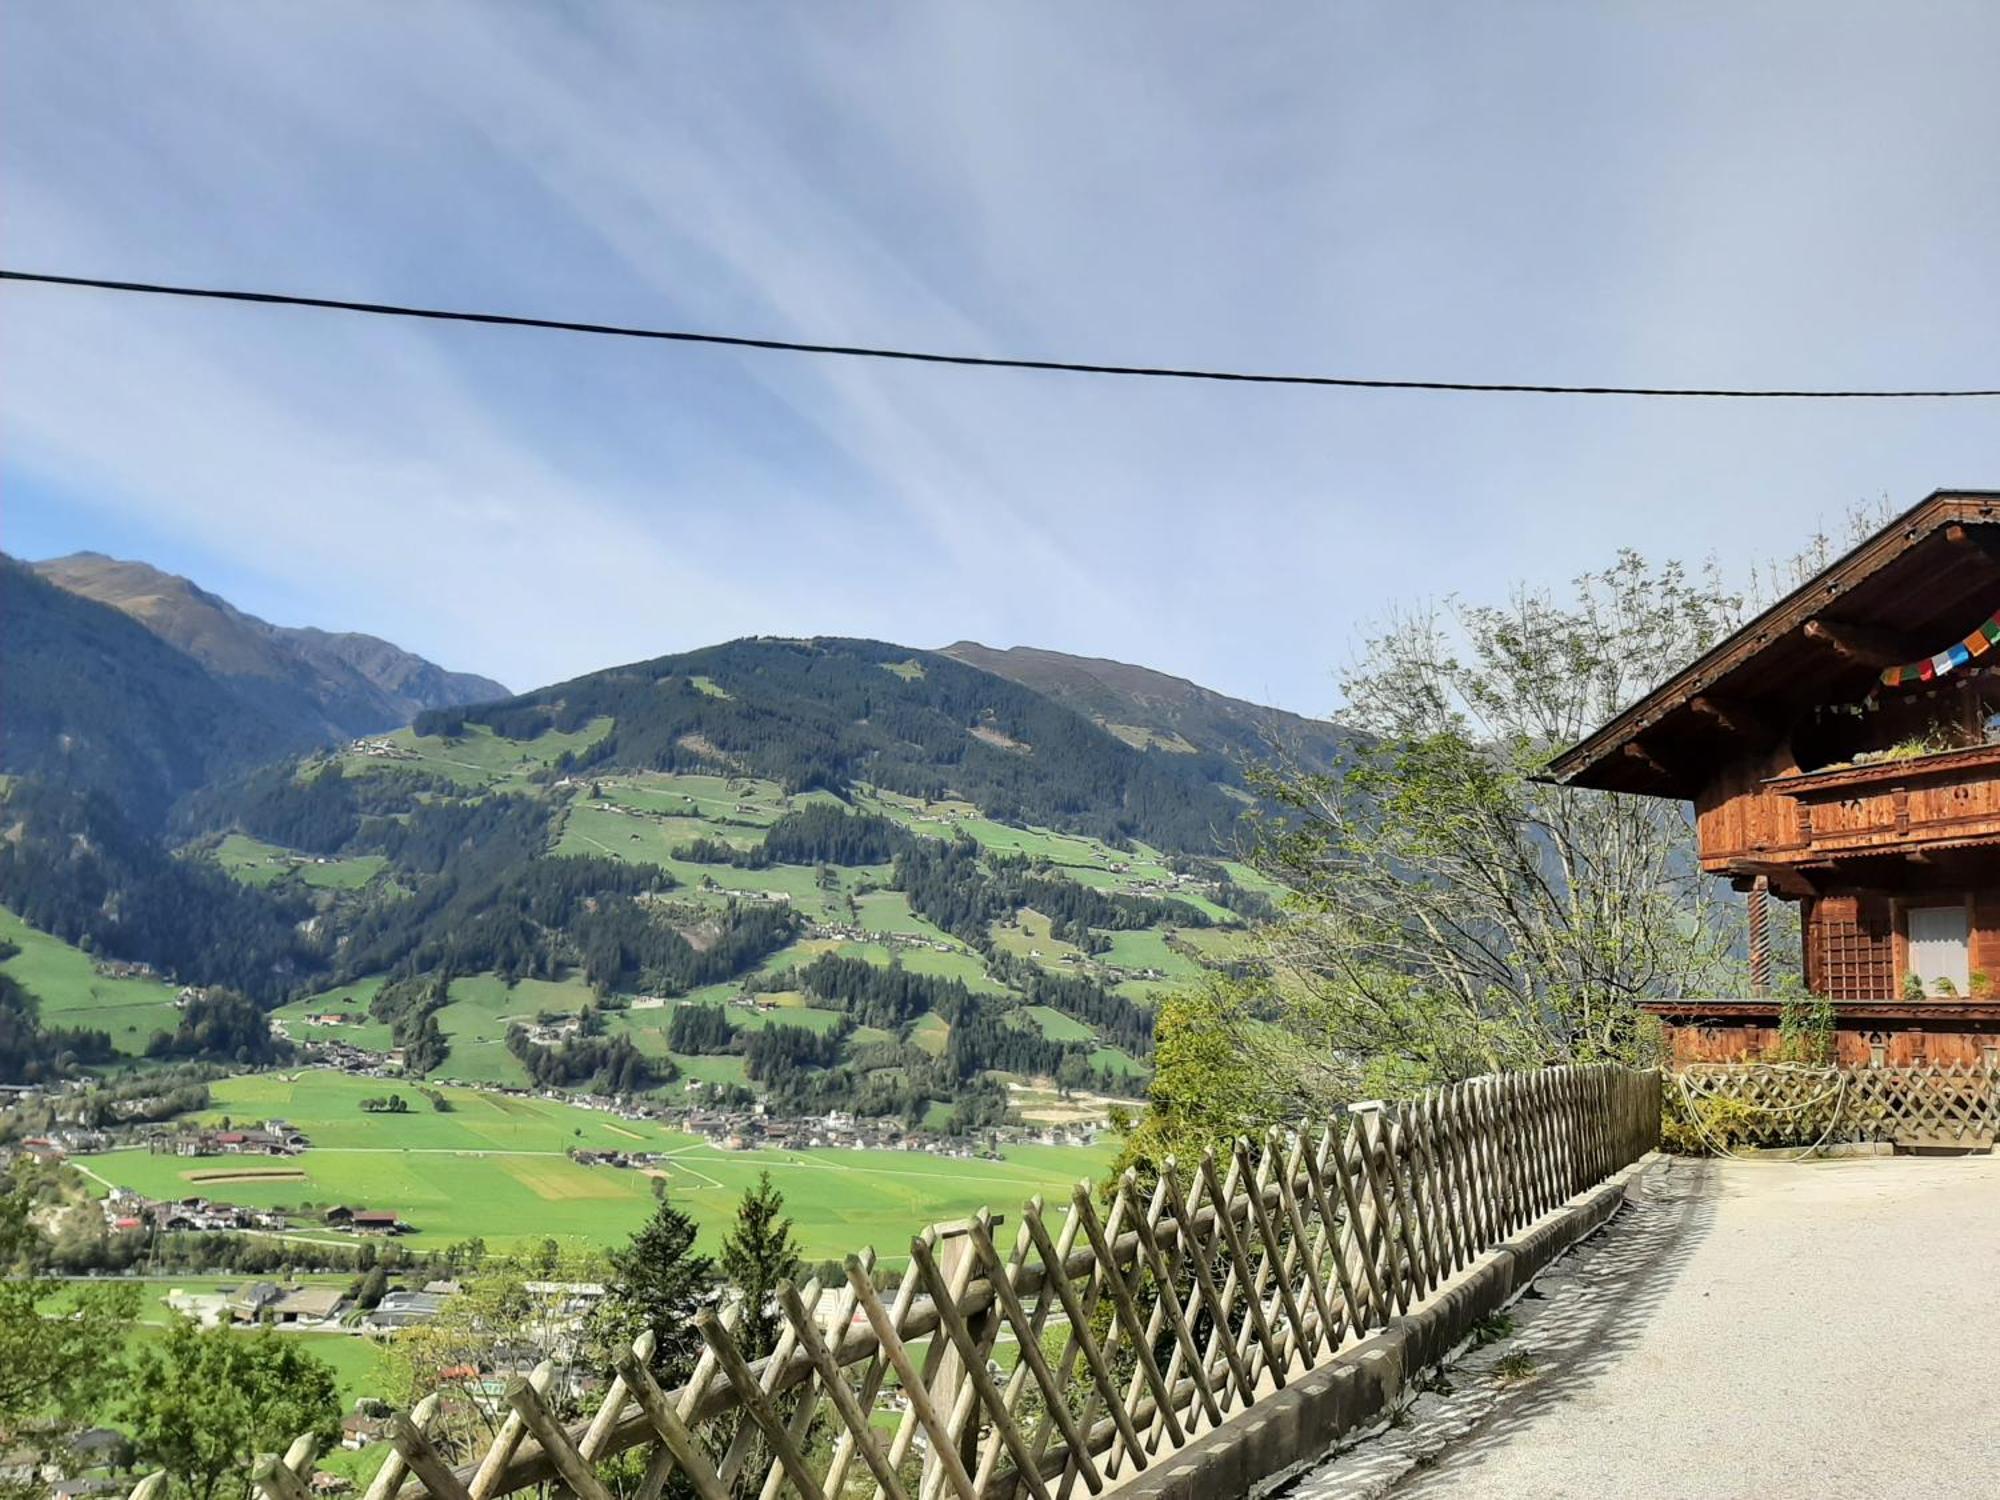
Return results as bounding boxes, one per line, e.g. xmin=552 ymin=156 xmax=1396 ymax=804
xmin=1673 ymin=1064 xmax=1852 ymax=1160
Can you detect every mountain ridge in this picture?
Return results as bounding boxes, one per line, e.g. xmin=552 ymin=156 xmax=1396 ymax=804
xmin=0 ymin=557 xmax=311 ymax=826
xmin=420 ymin=635 xmax=1252 ymax=853
xmin=32 ymin=552 xmax=507 ymax=739
xmin=939 ymin=640 xmax=1356 ymax=772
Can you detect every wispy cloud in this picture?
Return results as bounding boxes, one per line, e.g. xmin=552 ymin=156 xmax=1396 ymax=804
xmin=4 ymin=4 xmax=1997 ymax=709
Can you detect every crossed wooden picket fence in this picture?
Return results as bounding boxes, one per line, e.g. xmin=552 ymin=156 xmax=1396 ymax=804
xmin=126 ymin=1064 xmax=1660 ymax=1500
xmin=1675 ymin=1062 xmax=2000 ymax=1149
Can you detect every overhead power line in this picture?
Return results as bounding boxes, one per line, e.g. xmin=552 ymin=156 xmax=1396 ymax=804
xmin=4 ymin=267 xmax=1996 ymax=400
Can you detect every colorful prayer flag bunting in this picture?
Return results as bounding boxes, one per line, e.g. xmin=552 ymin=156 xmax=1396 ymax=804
xmin=1879 ymin=607 xmax=2000 ymax=688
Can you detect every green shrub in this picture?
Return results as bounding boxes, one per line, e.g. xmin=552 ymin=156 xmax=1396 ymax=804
xmin=1660 ymin=1090 xmax=1763 ymax=1155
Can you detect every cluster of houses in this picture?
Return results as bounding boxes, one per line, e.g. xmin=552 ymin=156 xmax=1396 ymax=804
xmin=351 ymin=737 xmax=417 ymax=761
xmin=12 ymin=1128 xmax=112 ymax=1163
xmin=156 ymin=1275 xmax=466 ymax=1338
xmin=516 ymin=1015 xmax=584 ymax=1046
xmin=805 ymin=919 xmax=960 ymax=955
xmin=147 ymin=1120 xmax=310 ymax=1156
xmin=0 ymin=1428 xmax=134 ymax=1500
xmin=679 ymin=1104 xmax=1098 ymax=1156
xmin=90 ymin=958 xmax=163 ymax=982
xmin=81 ymin=1188 xmax=414 ymax=1239
xmin=292 ymin=1033 xmax=409 ymax=1074
xmin=100 ymin=1187 xmax=289 ymax=1235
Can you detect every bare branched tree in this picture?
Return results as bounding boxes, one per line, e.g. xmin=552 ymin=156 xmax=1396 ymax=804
xmin=1243 ymin=551 xmax=1754 ymax=1094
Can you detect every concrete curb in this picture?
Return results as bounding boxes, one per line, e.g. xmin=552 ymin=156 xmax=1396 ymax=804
xmin=1114 ymin=1153 xmax=1663 ymax=1500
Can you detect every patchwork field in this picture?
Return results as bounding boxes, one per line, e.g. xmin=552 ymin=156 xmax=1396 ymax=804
xmin=79 ymin=1070 xmax=1117 ymax=1259
xmin=551 ymin=800 xmax=892 ymax=921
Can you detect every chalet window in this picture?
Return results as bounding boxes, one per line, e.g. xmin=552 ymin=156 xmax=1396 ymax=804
xmin=1807 ymin=895 xmax=1895 ymax=1001
xmin=1906 ymin=904 xmax=1971 ymax=994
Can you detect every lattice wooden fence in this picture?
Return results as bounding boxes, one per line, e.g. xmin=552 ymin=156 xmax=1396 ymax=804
xmin=136 ymin=1065 xmax=1658 ymax=1500
xmin=1674 ymin=1062 xmax=2000 ymax=1150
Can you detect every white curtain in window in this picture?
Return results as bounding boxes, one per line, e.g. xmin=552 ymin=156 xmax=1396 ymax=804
xmin=1907 ymin=904 xmax=1970 ymax=991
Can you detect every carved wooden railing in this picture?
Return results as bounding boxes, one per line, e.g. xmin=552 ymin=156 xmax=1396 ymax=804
xmin=134 ymin=1065 xmax=1659 ymax=1500
xmin=1674 ymin=1062 xmax=2000 ymax=1149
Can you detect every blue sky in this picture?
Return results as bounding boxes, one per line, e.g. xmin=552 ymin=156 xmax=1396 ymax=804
xmin=3 ymin=4 xmax=1996 ymax=712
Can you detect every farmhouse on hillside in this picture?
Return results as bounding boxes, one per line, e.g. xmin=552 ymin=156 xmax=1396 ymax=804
xmin=1547 ymin=488 xmax=2000 ymax=1067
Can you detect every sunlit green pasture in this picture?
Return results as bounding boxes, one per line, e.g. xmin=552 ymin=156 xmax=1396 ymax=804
xmin=0 ymin=906 xmax=182 ymax=1055
xmin=1098 ymin=928 xmax=1206 ymax=981
xmin=272 ymin=979 xmax=394 ymax=1051
xmin=77 ymin=1070 xmax=1116 ymax=1258
xmin=212 ymin=833 xmax=388 ymax=891
xmin=1016 ymin=1005 xmax=1095 ymax=1042
xmin=338 ymin=718 xmax=613 ymax=789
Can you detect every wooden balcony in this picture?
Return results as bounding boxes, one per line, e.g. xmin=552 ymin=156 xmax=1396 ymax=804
xmin=1753 ymin=742 xmax=2000 ymax=864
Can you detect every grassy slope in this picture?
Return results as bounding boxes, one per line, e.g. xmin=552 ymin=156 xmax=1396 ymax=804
xmin=335 ymin=719 xmax=614 ymax=789
xmin=431 ymin=974 xmax=605 ymax=1088
xmin=0 ymin=907 xmax=183 ymax=1055
xmin=271 ymin=979 xmax=394 ymax=1051
xmin=213 ymin=833 xmax=387 ymax=891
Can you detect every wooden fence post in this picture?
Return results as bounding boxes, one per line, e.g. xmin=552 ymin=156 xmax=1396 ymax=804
xmin=924 ymin=1217 xmax=1002 ymax=1495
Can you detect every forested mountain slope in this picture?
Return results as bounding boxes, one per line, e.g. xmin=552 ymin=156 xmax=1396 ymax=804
xmin=34 ymin=552 xmax=507 ymax=739
xmin=0 ymin=558 xmax=309 ymax=826
xmin=421 ymin=636 xmax=1247 ymax=853
xmin=2 ymin=602 xmax=1301 ymax=1122
xmin=941 ymin=641 xmax=1356 ymax=772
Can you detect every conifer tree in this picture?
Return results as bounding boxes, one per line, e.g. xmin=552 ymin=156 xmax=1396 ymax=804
xmin=719 ymin=1171 xmax=800 ymax=1357
xmin=596 ymin=1192 xmax=713 ymax=1378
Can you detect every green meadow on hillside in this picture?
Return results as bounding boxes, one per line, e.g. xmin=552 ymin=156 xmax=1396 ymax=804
xmin=0 ymin=907 xmax=184 ymax=1055
xmin=212 ymin=833 xmax=388 ymax=891
xmin=335 ymin=718 xmax=615 ymax=788
xmin=271 ymin=979 xmax=394 ymax=1051
xmin=1099 ymin=927 xmax=1206 ymax=981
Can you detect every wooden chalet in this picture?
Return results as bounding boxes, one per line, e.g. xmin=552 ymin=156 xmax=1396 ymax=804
xmin=1546 ymin=488 xmax=2000 ymax=1067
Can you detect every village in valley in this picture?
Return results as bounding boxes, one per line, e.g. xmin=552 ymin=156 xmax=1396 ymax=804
xmin=6 ymin=10 xmax=1995 ymax=1500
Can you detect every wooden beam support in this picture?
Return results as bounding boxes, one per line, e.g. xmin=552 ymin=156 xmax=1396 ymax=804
xmin=1940 ymin=521 xmax=2000 ymax=571
xmin=1802 ymin=618 xmax=1928 ymax=669
xmin=1620 ymin=740 xmax=1674 ymax=781
xmin=1725 ymin=865 xmax=1817 ymax=899
xmin=1689 ymin=694 xmax=1775 ymax=744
